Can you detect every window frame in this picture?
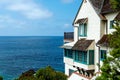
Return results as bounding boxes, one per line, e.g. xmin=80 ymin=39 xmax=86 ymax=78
xmin=100 ymin=50 xmax=107 ymax=60
xmin=78 ymin=24 xmax=87 ymax=37
xmin=74 ymin=51 xmax=87 ymax=64
xmin=64 ymin=49 xmax=73 ymax=58
xmin=110 ymin=20 xmax=114 ymax=29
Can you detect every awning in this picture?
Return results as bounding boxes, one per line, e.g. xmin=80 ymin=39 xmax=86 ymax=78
xmin=60 ymin=42 xmax=75 ymax=49
xmin=72 ymin=39 xmax=94 ymax=51
xmin=114 ymin=12 xmax=120 ymax=21
xmin=60 ymin=45 xmax=72 ymax=49
xmin=97 ymin=35 xmax=109 ymax=47
xmin=75 ymin=18 xmax=88 ymax=24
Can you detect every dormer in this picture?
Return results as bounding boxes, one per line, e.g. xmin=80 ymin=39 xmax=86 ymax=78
xmin=75 ymin=18 xmax=88 ymax=38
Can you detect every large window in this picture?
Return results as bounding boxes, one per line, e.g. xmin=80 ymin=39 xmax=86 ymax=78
xmin=74 ymin=51 xmax=87 ymax=64
xmin=64 ymin=49 xmax=73 ymax=58
xmin=74 ymin=50 xmax=94 ymax=65
xmin=100 ymin=50 xmax=106 ymax=60
xmin=78 ymin=24 xmax=87 ymax=37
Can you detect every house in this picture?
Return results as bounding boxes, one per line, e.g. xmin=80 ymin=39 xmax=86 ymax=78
xmin=62 ymin=0 xmax=120 ymax=80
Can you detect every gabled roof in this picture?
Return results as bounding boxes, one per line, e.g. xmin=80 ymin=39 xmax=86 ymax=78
xmin=89 ymin=0 xmax=104 ymax=14
xmin=75 ymin=18 xmax=88 ymax=24
xmin=72 ymin=39 xmax=94 ymax=51
xmin=97 ymin=35 xmax=109 ymax=47
xmin=114 ymin=12 xmax=120 ymax=20
xmin=73 ymin=0 xmax=120 ymax=24
xmin=100 ymin=0 xmax=118 ymax=14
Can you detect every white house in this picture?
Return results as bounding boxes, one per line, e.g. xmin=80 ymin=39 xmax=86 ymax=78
xmin=62 ymin=0 xmax=120 ymax=80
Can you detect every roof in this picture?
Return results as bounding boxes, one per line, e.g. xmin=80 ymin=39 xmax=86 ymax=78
xmin=73 ymin=0 xmax=120 ymax=24
xmin=61 ymin=42 xmax=76 ymax=49
xmin=114 ymin=12 xmax=120 ymax=20
xmin=89 ymin=0 xmax=104 ymax=14
xmin=75 ymin=18 xmax=88 ymax=24
xmin=97 ymin=35 xmax=109 ymax=47
xmin=100 ymin=0 xmax=118 ymax=14
xmin=89 ymin=0 xmax=119 ymax=14
xmin=72 ymin=39 xmax=94 ymax=51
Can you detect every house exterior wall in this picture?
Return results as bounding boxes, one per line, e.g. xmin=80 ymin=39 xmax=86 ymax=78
xmin=73 ymin=0 xmax=101 ymax=73
xmin=68 ymin=73 xmax=90 ymax=80
xmin=100 ymin=21 xmax=106 ymax=37
xmin=63 ymin=0 xmax=119 ymax=80
xmin=65 ymin=64 xmax=77 ymax=76
xmin=74 ymin=26 xmax=78 ymax=42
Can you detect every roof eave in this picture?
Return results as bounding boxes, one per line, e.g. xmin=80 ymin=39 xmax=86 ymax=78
xmin=72 ymin=0 xmax=84 ymax=26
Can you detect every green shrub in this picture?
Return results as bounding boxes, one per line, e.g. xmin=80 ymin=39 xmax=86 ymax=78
xmin=17 ymin=66 xmax=67 ymax=80
xmin=17 ymin=69 xmax=36 ymax=80
xmin=0 ymin=76 xmax=3 ymax=80
xmin=36 ymin=66 xmax=67 ymax=80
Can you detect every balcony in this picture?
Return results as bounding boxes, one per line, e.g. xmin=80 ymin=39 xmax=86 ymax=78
xmin=64 ymin=57 xmax=95 ymax=70
xmin=64 ymin=49 xmax=95 ymax=70
xmin=64 ymin=57 xmax=74 ymax=66
xmin=64 ymin=32 xmax=74 ymax=43
xmin=73 ymin=62 xmax=95 ymax=70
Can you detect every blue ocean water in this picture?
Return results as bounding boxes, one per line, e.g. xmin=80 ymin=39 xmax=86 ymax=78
xmin=0 ymin=36 xmax=64 ymax=80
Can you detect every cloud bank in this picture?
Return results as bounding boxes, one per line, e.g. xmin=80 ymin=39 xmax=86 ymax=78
xmin=0 ymin=0 xmax=53 ymax=19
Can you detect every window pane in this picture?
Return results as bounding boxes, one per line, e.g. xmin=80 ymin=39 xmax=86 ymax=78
xmin=110 ymin=20 xmax=114 ymax=29
xmin=79 ymin=24 xmax=87 ymax=37
xmin=79 ymin=51 xmax=82 ymax=62
xmin=100 ymin=50 xmax=106 ymax=60
xmin=83 ymin=52 xmax=87 ymax=64
xmin=84 ymin=24 xmax=87 ymax=36
xmin=64 ymin=49 xmax=67 ymax=56
xmin=89 ymin=50 xmax=94 ymax=65
xmin=64 ymin=49 xmax=73 ymax=58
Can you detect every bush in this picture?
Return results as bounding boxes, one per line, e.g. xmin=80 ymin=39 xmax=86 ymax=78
xmin=0 ymin=76 xmax=3 ymax=80
xmin=36 ymin=66 xmax=67 ymax=80
xmin=17 ymin=69 xmax=36 ymax=80
xmin=17 ymin=66 xmax=67 ymax=80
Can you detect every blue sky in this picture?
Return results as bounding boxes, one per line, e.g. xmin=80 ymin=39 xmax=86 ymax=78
xmin=0 ymin=0 xmax=82 ymax=36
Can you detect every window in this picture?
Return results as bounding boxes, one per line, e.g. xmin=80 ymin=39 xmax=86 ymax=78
xmin=110 ymin=20 xmax=114 ymax=29
xmin=74 ymin=51 xmax=79 ymax=61
xmin=79 ymin=51 xmax=83 ymax=62
xmin=78 ymin=24 xmax=87 ymax=37
xmin=83 ymin=52 xmax=87 ymax=64
xmin=74 ymin=51 xmax=87 ymax=64
xmin=69 ymin=69 xmax=74 ymax=76
xmin=100 ymin=50 xmax=106 ymax=60
xmin=89 ymin=50 xmax=94 ymax=65
xmin=64 ymin=49 xmax=73 ymax=58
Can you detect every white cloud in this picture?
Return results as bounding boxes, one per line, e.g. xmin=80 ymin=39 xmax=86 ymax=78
xmin=0 ymin=15 xmax=26 ymax=28
xmin=62 ymin=0 xmax=74 ymax=3
xmin=64 ymin=23 xmax=71 ymax=28
xmin=0 ymin=0 xmax=53 ymax=19
xmin=0 ymin=15 xmax=16 ymax=23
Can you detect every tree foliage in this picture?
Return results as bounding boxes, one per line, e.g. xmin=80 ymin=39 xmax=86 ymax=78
xmin=36 ymin=66 xmax=67 ymax=80
xmin=96 ymin=22 xmax=120 ymax=80
xmin=110 ymin=0 xmax=120 ymax=9
xmin=0 ymin=76 xmax=3 ymax=80
xmin=16 ymin=66 xmax=67 ymax=80
xmin=96 ymin=0 xmax=120 ymax=79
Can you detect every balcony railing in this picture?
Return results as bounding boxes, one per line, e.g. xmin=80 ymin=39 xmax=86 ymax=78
xmin=64 ymin=32 xmax=74 ymax=42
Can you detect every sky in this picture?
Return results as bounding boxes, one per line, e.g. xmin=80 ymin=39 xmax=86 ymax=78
xmin=0 ymin=0 xmax=82 ymax=36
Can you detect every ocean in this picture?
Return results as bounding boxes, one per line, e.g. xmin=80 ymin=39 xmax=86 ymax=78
xmin=0 ymin=36 xmax=64 ymax=80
